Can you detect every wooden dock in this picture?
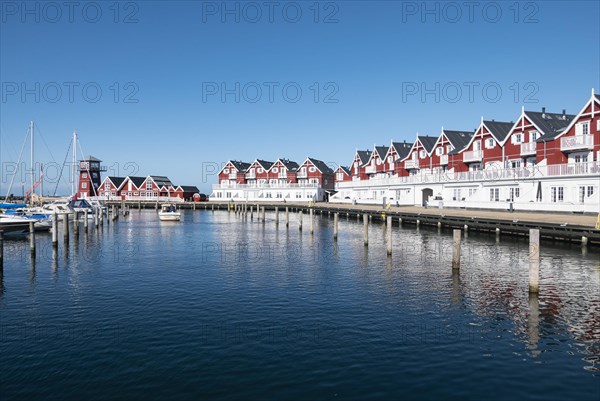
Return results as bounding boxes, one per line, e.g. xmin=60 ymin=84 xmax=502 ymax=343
xmin=105 ymin=200 xmax=600 ymax=245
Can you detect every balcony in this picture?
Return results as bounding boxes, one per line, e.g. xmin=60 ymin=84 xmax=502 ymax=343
xmin=439 ymin=155 xmax=448 ymax=165
xmin=560 ymin=135 xmax=594 ymax=152
xmin=463 ymin=149 xmax=483 ymax=163
xmin=404 ymin=160 xmax=419 ymax=169
xmin=520 ymin=142 xmax=537 ymax=155
xmin=365 ymin=165 xmax=376 ymax=174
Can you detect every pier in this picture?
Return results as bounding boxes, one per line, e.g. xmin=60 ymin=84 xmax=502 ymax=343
xmin=104 ymin=200 xmax=600 ymax=245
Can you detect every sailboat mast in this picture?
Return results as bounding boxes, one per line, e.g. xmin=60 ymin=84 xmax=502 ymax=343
xmin=30 ymin=121 xmax=34 ymax=200
xmin=72 ymin=130 xmax=77 ymax=196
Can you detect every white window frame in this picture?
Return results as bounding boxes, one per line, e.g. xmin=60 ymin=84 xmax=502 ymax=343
xmin=436 ymin=147 xmax=443 ymax=156
xmin=485 ymin=138 xmax=495 ymax=149
xmin=272 ymin=167 xmax=278 ymax=173
xmin=419 ymin=150 xmax=426 ymax=159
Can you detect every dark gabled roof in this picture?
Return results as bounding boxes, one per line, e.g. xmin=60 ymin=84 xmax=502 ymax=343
xmin=391 ymin=141 xmax=413 ymax=162
xmin=375 ymin=146 xmax=389 ymax=159
xmin=307 ymin=157 xmax=334 ymax=174
xmin=526 ymin=111 xmax=576 ymax=142
xmin=278 ymin=159 xmax=299 ymax=172
xmin=179 ymin=185 xmax=199 ymax=193
xmin=150 ymin=175 xmax=173 ymax=187
xmin=255 ymin=159 xmax=274 ymax=170
xmin=443 ymin=130 xmax=474 ymax=152
xmin=336 ymin=166 xmax=351 ymax=175
xmin=229 ymin=160 xmax=251 ymax=173
xmin=483 ymin=120 xmax=514 ymax=143
xmin=356 ymin=150 xmax=372 ymax=166
xmin=418 ymin=136 xmax=438 ymax=153
xmin=106 ymin=176 xmax=126 ymax=188
xmin=595 ymin=94 xmax=600 ymax=102
xmin=82 ymin=155 xmax=101 ymax=162
xmin=128 ymin=176 xmax=147 ymax=188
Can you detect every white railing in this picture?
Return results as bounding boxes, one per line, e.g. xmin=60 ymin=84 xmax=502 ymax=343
xmin=440 ymin=155 xmax=448 ymax=165
xmin=365 ymin=165 xmax=376 ymax=174
xmin=560 ymin=135 xmax=594 ymax=151
xmin=520 ymin=142 xmax=537 ymax=155
xmin=405 ymin=160 xmax=419 ymax=169
xmin=246 ymin=173 xmax=256 ymax=179
xmin=463 ymin=149 xmax=483 ymax=162
xmin=335 ymin=162 xmax=599 ymax=189
xmin=123 ymin=196 xmax=184 ymax=202
xmin=214 ymin=182 xmax=320 ymax=190
xmin=296 ymin=172 xmax=308 ymax=178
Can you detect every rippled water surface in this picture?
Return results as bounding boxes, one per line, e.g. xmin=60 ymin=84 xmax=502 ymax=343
xmin=1 ymin=209 xmax=599 ymax=400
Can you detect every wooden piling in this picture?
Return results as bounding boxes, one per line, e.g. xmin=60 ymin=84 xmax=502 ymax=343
xmin=529 ymin=229 xmax=540 ymax=294
xmin=334 ymin=213 xmax=339 ymax=240
xmin=386 ymin=215 xmax=392 ymax=255
xmin=299 ymin=210 xmax=303 ymax=231
xmin=63 ymin=213 xmax=69 ymax=240
xmin=581 ymin=236 xmax=588 ymax=246
xmin=84 ymin=209 xmax=88 ymax=230
xmin=275 ymin=207 xmax=279 ymax=225
xmin=363 ymin=214 xmax=368 ymax=246
xmin=262 ymin=207 xmax=265 ymax=222
xmin=29 ymin=221 xmax=36 ymax=253
xmin=309 ymin=208 xmax=314 ymax=234
xmin=0 ymin=230 xmax=3 ymax=268
xmin=285 ymin=207 xmax=289 ymax=227
xmin=52 ymin=213 xmax=58 ymax=247
xmin=398 ymin=217 xmax=402 ymax=226
xmin=416 ymin=219 xmax=420 ymax=228
xmin=94 ymin=208 xmax=99 ymax=228
xmin=452 ymin=229 xmax=461 ymax=269
xmin=250 ymin=206 xmax=254 ymax=220
xmin=73 ymin=211 xmax=79 ymax=236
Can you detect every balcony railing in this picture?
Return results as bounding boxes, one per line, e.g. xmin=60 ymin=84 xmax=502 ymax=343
xmin=520 ymin=142 xmax=537 ymax=155
xmin=214 ymin=182 xmax=319 ymax=190
xmin=560 ymin=135 xmax=594 ymax=151
xmin=246 ymin=173 xmax=256 ymax=179
xmin=334 ymin=161 xmax=598 ymax=189
xmin=439 ymin=155 xmax=448 ymax=165
xmin=405 ymin=160 xmax=419 ymax=169
xmin=463 ymin=149 xmax=483 ymax=163
xmin=296 ymin=171 xmax=307 ymax=178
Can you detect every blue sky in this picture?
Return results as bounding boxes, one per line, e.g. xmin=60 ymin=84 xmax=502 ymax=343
xmin=1 ymin=0 xmax=599 ymax=194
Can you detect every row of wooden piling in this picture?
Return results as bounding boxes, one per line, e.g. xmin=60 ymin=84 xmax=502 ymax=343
xmin=228 ymin=204 xmax=543 ymax=294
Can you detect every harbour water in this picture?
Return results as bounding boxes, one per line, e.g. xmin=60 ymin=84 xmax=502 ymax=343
xmin=1 ymin=210 xmax=599 ymax=400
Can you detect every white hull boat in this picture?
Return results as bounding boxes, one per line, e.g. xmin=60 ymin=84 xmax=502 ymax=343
xmin=158 ymin=204 xmax=181 ymax=221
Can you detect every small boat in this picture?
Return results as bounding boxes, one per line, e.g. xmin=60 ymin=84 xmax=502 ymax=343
xmin=2 ymin=209 xmax=52 ymax=232
xmin=158 ymin=203 xmax=181 ymax=221
xmin=0 ymin=214 xmax=33 ymax=235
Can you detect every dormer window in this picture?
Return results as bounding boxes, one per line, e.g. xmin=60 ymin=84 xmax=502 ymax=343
xmin=576 ymin=122 xmax=590 ymax=136
xmin=512 ymin=134 xmax=523 ymax=144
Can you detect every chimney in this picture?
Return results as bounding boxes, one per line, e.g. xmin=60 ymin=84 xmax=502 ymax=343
xmin=542 ymin=107 xmax=546 ymax=118
xmin=562 ymin=109 xmax=566 ymax=120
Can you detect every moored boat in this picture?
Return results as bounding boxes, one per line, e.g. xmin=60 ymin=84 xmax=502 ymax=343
xmin=158 ymin=204 xmax=181 ymax=221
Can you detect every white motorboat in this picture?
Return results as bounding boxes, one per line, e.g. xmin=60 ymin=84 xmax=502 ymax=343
xmin=0 ymin=214 xmax=34 ymax=235
xmin=158 ymin=204 xmax=181 ymax=221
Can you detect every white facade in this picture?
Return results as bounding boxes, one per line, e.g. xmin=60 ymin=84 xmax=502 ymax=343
xmin=210 ymin=182 xmax=326 ymax=202
xmin=332 ymin=161 xmax=600 ymax=213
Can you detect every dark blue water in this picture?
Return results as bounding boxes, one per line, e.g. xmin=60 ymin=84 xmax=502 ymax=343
xmin=1 ymin=209 xmax=599 ymax=400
